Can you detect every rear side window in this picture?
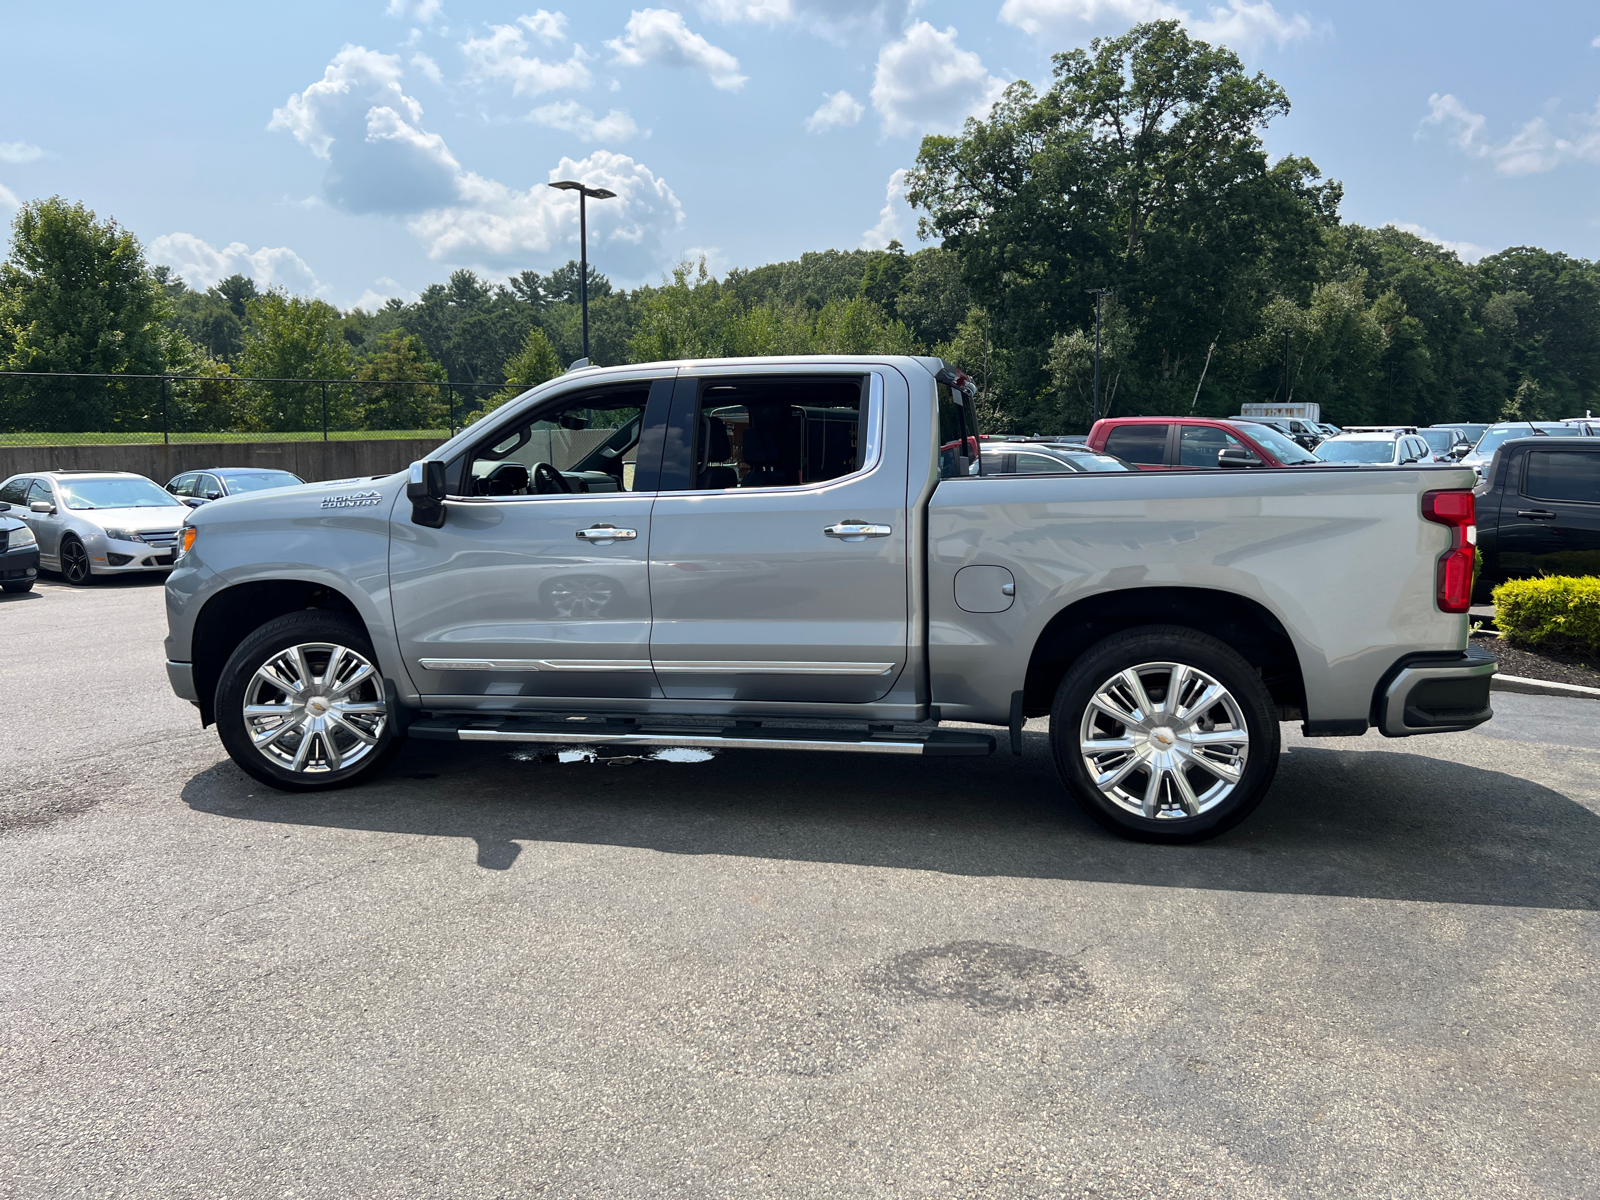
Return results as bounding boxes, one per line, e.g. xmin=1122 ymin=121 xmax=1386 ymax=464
xmin=1524 ymin=451 xmax=1600 ymax=504
xmin=1104 ymin=424 xmax=1169 ymax=466
xmin=0 ymin=477 xmax=29 ymax=505
xmin=694 ymin=376 xmax=865 ymax=490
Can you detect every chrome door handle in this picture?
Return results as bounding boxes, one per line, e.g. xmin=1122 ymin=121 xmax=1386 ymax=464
xmin=824 ymin=521 xmax=892 ymax=542
xmin=575 ymin=524 xmax=638 ymax=542
xmin=1515 ymin=510 xmax=1556 ymax=519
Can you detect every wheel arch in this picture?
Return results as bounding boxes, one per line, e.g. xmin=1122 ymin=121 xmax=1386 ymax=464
xmin=1022 ymin=586 xmax=1306 ymax=719
xmin=191 ymin=579 xmax=366 ymax=726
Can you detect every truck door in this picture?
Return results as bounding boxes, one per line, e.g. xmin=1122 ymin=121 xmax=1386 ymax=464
xmin=389 ymin=377 xmax=674 ymax=703
xmin=1494 ymin=446 xmax=1600 ymax=579
xmin=646 ymin=368 xmax=909 ymax=703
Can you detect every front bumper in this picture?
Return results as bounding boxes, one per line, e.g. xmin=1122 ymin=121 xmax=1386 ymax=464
xmin=1376 ymin=643 xmax=1497 ymax=737
xmin=166 ymin=660 xmax=198 ymax=703
xmin=92 ymin=543 xmax=177 ymax=573
xmin=2 ymin=543 xmax=40 ymax=583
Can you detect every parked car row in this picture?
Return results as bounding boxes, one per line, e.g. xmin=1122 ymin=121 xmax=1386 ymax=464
xmin=0 ymin=466 xmax=305 ymax=587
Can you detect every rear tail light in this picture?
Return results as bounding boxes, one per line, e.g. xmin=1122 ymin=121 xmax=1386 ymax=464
xmin=1422 ymin=489 xmax=1475 ymax=613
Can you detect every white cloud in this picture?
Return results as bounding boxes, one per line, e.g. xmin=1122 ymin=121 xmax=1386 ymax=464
xmin=997 ymin=0 xmax=1314 ymax=49
xmin=352 ymin=277 xmax=418 ymax=311
xmin=1386 ymin=223 xmax=1494 ymax=265
xmin=460 ymin=24 xmax=593 ymax=96
xmin=269 ymin=47 xmax=462 ymax=213
xmin=386 ymin=0 xmax=443 ymax=22
xmin=1422 ymin=92 xmax=1600 ymax=177
xmin=0 ymin=141 xmax=44 ymax=164
xmin=408 ymin=150 xmax=685 ymax=279
xmin=860 ymin=168 xmax=910 ymax=249
xmin=530 ymin=100 xmax=641 ymax=142
xmin=871 ymin=22 xmax=1005 ymax=138
xmin=520 ymin=9 xmax=568 ymax=41
xmin=805 ymin=90 xmax=864 ymax=132
xmin=411 ymin=52 xmax=444 ymax=84
xmin=695 ymin=0 xmax=910 ymax=39
xmin=606 ymin=9 xmax=747 ymax=91
xmin=272 ymin=50 xmax=685 ymax=281
xmin=0 ymin=182 xmax=20 ymax=210
xmin=149 ymin=234 xmax=324 ymax=295
xmin=1592 ymin=33 xmax=1600 ymax=48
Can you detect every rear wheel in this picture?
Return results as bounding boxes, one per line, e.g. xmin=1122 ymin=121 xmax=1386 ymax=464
xmin=215 ymin=611 xmax=403 ymax=792
xmin=1049 ymin=625 xmax=1280 ymax=843
xmin=60 ymin=536 xmax=93 ymax=585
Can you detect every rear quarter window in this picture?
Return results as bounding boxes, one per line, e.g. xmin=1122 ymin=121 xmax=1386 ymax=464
xmin=1104 ymin=424 xmax=1169 ymax=465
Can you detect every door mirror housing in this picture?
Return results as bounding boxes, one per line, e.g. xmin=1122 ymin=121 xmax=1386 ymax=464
xmin=1218 ymin=447 xmax=1262 ymax=468
xmin=407 ymin=459 xmax=448 ymax=528
xmin=29 ymin=499 xmax=56 ymax=514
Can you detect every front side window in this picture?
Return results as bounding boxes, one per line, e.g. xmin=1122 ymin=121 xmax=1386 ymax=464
xmin=1013 ymin=451 xmax=1073 ymax=474
xmin=1104 ymin=424 xmax=1170 ymax=465
xmin=27 ymin=479 xmax=56 ymax=506
xmin=1177 ymin=425 xmax=1242 ymax=468
xmin=56 ymin=477 xmax=183 ymax=510
xmin=1232 ymin=423 xmax=1316 ymax=464
xmin=462 ymin=388 xmax=650 ymax=497
xmin=1524 ymin=451 xmax=1600 ymax=504
xmin=197 ymin=474 xmax=224 ymax=499
xmin=690 ymin=376 xmax=867 ymax=490
xmin=221 ymin=471 xmax=304 ymax=494
xmin=169 ymin=473 xmax=197 ymax=498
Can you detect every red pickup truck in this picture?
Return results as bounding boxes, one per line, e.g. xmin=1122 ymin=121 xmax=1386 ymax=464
xmin=1086 ymin=416 xmax=1318 ymax=470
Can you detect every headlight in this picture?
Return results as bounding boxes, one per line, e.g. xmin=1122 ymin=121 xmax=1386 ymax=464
xmin=103 ymin=527 xmax=147 ymax=543
xmin=7 ymin=524 xmax=36 ymax=549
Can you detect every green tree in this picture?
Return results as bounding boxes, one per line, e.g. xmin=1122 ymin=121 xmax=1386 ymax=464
xmin=0 ymin=197 xmax=185 ymax=431
xmin=907 ymin=20 xmax=1338 ymax=427
xmin=352 ymin=330 xmax=447 ymax=431
xmin=237 ymin=290 xmax=352 ymax=431
xmin=476 ymin=325 xmax=564 ymax=421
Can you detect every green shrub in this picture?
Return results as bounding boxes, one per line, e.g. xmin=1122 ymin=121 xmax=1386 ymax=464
xmin=1492 ymin=576 xmax=1600 ymax=657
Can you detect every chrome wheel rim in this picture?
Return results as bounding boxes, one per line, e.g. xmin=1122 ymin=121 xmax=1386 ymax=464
xmin=243 ymin=642 xmax=387 ymax=775
xmin=62 ymin=540 xmax=89 ymax=582
xmin=1078 ymin=661 xmax=1250 ymax=820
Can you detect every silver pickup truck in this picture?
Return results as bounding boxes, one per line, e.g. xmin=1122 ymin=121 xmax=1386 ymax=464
xmin=163 ymin=355 xmax=1495 ymax=842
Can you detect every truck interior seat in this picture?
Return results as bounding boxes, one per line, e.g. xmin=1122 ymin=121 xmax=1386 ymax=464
xmin=741 ymin=403 xmax=803 ymax=487
xmin=699 ymin=416 xmax=740 ymax=489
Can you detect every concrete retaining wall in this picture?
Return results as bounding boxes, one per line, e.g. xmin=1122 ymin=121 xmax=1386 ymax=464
xmin=0 ymin=437 xmax=448 ymax=485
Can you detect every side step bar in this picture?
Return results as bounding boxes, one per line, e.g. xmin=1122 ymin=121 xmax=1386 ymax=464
xmin=408 ymin=715 xmax=996 ymax=757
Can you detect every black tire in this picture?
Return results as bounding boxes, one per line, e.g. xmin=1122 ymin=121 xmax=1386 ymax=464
xmin=2 ymin=579 xmax=33 ymax=594
xmin=215 ymin=610 xmax=404 ymax=792
xmin=60 ymin=536 xmax=93 ymax=586
xmin=1049 ymin=625 xmax=1280 ymax=844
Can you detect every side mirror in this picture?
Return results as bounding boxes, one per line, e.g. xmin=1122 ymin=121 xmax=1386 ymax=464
xmin=0 ymin=501 xmax=8 ymax=512
xmin=29 ymin=499 xmax=55 ymax=514
xmin=407 ymin=459 xmax=448 ymax=528
xmin=1218 ymin=447 xmax=1262 ymax=468
xmin=184 ymin=496 xmax=205 ymax=507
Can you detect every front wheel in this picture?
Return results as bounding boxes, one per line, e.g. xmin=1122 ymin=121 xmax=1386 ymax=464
xmin=215 ymin=611 xmax=403 ymax=792
xmin=1050 ymin=625 xmax=1281 ymax=843
xmin=60 ymin=536 xmax=93 ymax=585
xmin=2 ymin=579 xmax=34 ymax=594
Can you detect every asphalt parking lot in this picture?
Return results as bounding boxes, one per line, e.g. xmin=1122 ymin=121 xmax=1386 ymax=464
xmin=2 ymin=575 xmax=1598 ymax=1199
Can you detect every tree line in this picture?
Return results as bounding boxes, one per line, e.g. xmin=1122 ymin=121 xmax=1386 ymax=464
xmin=3 ymin=19 xmax=1598 ymax=435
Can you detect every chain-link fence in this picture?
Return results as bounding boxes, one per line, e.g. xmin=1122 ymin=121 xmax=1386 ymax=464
xmin=0 ymin=372 xmax=507 ymax=446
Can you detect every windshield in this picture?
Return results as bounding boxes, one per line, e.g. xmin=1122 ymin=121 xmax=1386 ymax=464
xmin=1315 ymin=440 xmax=1396 ymax=464
xmin=58 ymin=477 xmax=186 ymax=510
xmin=1420 ymin=429 xmax=1456 ymax=453
xmin=1470 ymin=425 xmax=1556 ymax=457
xmin=220 ymin=471 xmax=304 ymax=494
xmin=1232 ymin=423 xmax=1317 ymax=463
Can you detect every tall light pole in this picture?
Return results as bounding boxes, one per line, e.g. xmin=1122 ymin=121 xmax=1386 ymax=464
xmin=1086 ymin=288 xmax=1113 ymax=424
xmin=547 ymin=180 xmax=617 ymax=364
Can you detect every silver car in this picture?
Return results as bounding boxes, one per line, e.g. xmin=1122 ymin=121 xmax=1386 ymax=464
xmin=0 ymin=471 xmax=192 ymax=585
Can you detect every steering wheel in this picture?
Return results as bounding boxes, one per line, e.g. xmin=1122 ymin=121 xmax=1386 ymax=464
xmin=532 ymin=462 xmax=573 ymax=495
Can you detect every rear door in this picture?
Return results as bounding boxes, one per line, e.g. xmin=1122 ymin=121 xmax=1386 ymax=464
xmin=1103 ymin=423 xmax=1173 ymax=471
xmin=646 ymin=367 xmax=909 ymax=703
xmin=1494 ymin=447 xmax=1600 ymax=579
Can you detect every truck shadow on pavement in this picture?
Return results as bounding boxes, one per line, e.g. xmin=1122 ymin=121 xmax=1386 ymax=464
xmin=180 ymin=732 xmax=1600 ymax=910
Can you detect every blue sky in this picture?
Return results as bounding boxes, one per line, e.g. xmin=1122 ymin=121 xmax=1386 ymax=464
xmin=2 ymin=1 xmax=1598 ymax=308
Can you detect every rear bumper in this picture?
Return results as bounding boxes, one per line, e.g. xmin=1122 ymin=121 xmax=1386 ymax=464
xmin=1376 ymin=643 xmax=1497 ymax=737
